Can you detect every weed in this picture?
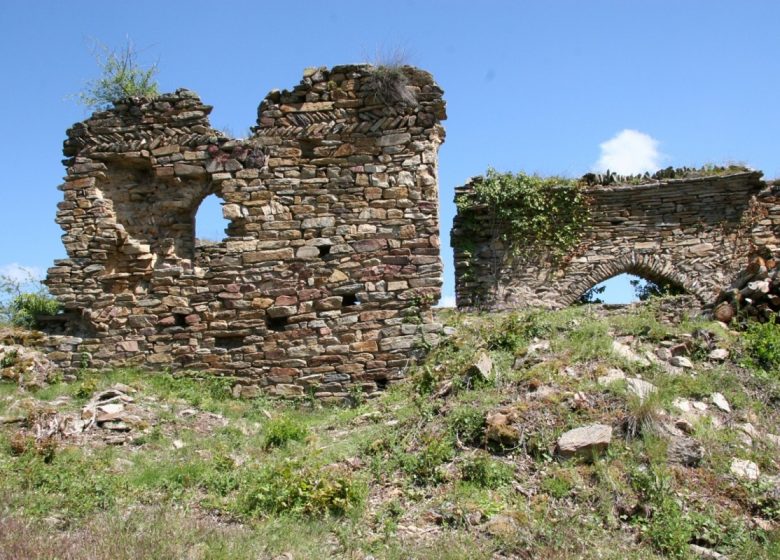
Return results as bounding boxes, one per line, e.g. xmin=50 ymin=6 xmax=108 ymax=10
xmin=645 ymin=496 xmax=693 ymax=559
xmin=364 ymin=64 xmax=417 ymax=107
xmin=262 ymin=415 xmax=308 ymax=449
xmin=460 ymin=452 xmax=514 ymax=488
xmin=1 ymin=349 xmax=18 ymax=368
xmin=448 ymin=405 xmax=486 ymax=446
xmin=402 ymin=433 xmax=455 ymax=485
xmin=623 ymin=389 xmax=664 ymax=439
xmin=743 ymin=317 xmax=780 ymax=374
xmin=235 ymin=459 xmax=365 ymax=517
xmin=630 ymin=465 xmax=693 ymax=558
xmin=541 ymin=473 xmax=573 ymax=499
xmin=75 ymin=377 xmax=99 ymax=399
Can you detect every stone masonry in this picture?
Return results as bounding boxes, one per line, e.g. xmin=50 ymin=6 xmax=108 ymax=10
xmin=44 ymin=64 xmax=446 ymax=399
xmin=452 ymin=171 xmax=780 ymax=310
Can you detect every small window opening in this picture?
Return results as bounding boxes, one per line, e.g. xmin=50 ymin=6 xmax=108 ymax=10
xmin=318 ymin=245 xmax=331 ymax=257
xmin=214 ymin=335 xmax=245 ymax=349
xmin=266 ymin=316 xmax=287 ymax=332
xmin=375 ymin=377 xmax=389 ymax=390
xmin=342 ymin=293 xmax=360 ymax=307
xmin=173 ymin=313 xmax=188 ymax=327
xmin=195 ymin=194 xmax=231 ymax=246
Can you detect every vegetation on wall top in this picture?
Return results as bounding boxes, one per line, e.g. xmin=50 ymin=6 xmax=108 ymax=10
xmin=76 ymin=39 xmax=159 ymax=111
xmin=580 ymin=164 xmax=752 ymax=187
xmin=454 ymin=168 xmax=590 ymax=263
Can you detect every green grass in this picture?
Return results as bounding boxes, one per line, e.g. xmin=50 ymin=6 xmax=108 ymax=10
xmin=1 ymin=303 xmax=779 ymax=558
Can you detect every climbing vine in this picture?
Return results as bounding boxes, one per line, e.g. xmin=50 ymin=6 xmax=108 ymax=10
xmin=455 ymin=168 xmax=591 ymax=263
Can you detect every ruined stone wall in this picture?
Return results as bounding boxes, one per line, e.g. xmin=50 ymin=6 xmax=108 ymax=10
xmin=45 ymin=65 xmax=446 ymax=400
xmin=452 ymin=171 xmax=780 ymax=309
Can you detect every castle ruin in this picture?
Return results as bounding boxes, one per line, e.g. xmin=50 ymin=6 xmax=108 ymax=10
xmin=44 ymin=65 xmax=446 ymax=399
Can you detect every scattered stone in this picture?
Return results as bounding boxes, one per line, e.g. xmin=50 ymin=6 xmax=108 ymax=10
xmin=675 ymin=418 xmax=695 ymax=434
xmin=483 ymin=514 xmax=519 ymax=538
xmin=173 ymin=439 xmax=185 ymax=449
xmin=625 ymin=377 xmax=657 ymax=402
xmin=670 ymin=356 xmax=694 ymax=369
xmin=527 ymin=340 xmax=550 ymax=354
xmin=468 ymin=351 xmax=493 ymax=383
xmin=611 ymin=341 xmax=650 ymax=366
xmin=708 ymin=348 xmax=729 ymax=361
xmin=673 ymin=398 xmax=693 ymax=413
xmin=668 ymin=436 xmax=704 ymax=467
xmin=711 ymin=392 xmax=731 ymax=413
xmin=486 ymin=409 xmax=521 ymax=448
xmin=713 ymin=301 xmax=735 ymax=324
xmin=689 ymin=544 xmax=727 ymax=559
xmin=557 ymin=424 xmax=612 ymax=460
xmin=597 ymin=368 xmax=626 ymax=386
xmin=527 ymin=385 xmax=558 ymax=401
xmin=766 ymin=433 xmax=780 ymax=447
xmin=730 ymin=458 xmax=760 ymax=480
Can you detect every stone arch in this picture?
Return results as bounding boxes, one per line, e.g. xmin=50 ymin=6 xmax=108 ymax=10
xmin=193 ymin=192 xmax=230 ymax=245
xmin=94 ymin=157 xmax=215 ymax=264
xmin=560 ymin=252 xmax=707 ymax=306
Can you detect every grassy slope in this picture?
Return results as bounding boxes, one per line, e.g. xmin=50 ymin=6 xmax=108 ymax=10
xmin=0 ymin=299 xmax=778 ymax=559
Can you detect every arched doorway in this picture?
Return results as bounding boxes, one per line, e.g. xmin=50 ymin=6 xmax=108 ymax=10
xmin=578 ymin=272 xmax=686 ymax=304
xmin=563 ymin=254 xmax=701 ymax=306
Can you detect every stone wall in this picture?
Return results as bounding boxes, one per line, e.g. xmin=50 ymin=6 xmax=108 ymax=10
xmin=452 ymin=171 xmax=780 ymax=310
xmin=45 ymin=64 xmax=446 ymax=400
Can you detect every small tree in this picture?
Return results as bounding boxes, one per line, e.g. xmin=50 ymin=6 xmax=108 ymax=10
xmin=77 ymin=38 xmax=159 ymax=110
xmin=0 ymin=269 xmax=60 ymax=328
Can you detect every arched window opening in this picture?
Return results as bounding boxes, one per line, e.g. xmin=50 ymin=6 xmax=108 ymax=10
xmin=194 ymin=194 xmax=230 ymax=247
xmin=578 ymin=273 xmax=686 ymax=305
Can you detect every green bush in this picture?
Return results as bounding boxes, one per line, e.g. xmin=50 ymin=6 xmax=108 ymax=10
xmin=402 ymin=435 xmax=455 ymax=485
xmin=630 ymin=466 xmax=693 ymax=558
xmin=743 ymin=318 xmax=780 ymax=374
xmin=78 ymin=39 xmax=159 ymax=110
xmin=235 ymin=460 xmax=364 ymax=518
xmin=460 ymin=453 xmax=513 ymax=488
xmin=8 ymin=292 xmax=61 ymax=328
xmin=263 ymin=415 xmax=308 ymax=449
xmin=541 ymin=473 xmax=573 ymax=499
xmin=455 ymin=168 xmax=590 ymax=263
xmin=448 ymin=406 xmax=486 ymax=446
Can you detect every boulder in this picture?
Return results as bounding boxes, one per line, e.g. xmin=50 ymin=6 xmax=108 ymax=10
xmin=557 ymin=424 xmax=612 ymax=460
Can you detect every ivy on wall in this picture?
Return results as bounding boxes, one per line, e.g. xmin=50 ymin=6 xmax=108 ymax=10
xmin=454 ymin=168 xmax=591 ymax=263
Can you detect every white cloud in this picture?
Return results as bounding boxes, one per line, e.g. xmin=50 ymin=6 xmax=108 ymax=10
xmin=436 ymin=295 xmax=457 ymax=308
xmin=0 ymin=263 xmax=44 ymax=284
xmin=594 ymin=129 xmax=662 ymax=175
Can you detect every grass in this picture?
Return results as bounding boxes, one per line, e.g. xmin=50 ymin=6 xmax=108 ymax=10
xmin=1 ymin=299 xmax=779 ymax=558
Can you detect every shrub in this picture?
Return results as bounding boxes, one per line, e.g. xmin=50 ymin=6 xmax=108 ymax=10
xmin=448 ymin=405 xmax=486 ymax=446
xmin=455 ymin=168 xmax=590 ymax=264
xmin=460 ymin=453 xmax=513 ymax=488
xmin=263 ymin=415 xmax=308 ymax=449
xmin=8 ymin=292 xmax=61 ymax=328
xmin=630 ymin=466 xmax=693 ymax=558
xmin=402 ymin=435 xmax=455 ymax=485
xmin=77 ymin=38 xmax=159 ymax=110
xmin=1 ymin=270 xmax=58 ymax=328
xmin=743 ymin=317 xmax=780 ymax=374
xmin=540 ymin=473 xmax=573 ymax=499
xmin=235 ymin=460 xmax=364 ymax=518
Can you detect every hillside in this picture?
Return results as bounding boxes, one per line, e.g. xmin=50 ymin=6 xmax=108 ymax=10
xmin=0 ymin=298 xmax=778 ymax=559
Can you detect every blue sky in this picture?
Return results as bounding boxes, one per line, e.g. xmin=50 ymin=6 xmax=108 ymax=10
xmin=1 ymin=1 xmax=778 ymax=305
